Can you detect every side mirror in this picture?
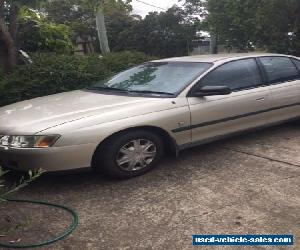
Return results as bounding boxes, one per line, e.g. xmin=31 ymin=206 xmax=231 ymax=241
xmin=192 ymin=86 xmax=232 ymax=97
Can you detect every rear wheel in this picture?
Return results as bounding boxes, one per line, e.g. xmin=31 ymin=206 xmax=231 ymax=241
xmin=93 ymin=130 xmax=164 ymax=179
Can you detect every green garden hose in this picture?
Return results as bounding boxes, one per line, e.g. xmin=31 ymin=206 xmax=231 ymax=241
xmin=0 ymin=199 xmax=79 ymax=249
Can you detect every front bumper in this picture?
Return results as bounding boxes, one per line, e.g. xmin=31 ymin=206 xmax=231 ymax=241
xmin=0 ymin=143 xmax=98 ymax=172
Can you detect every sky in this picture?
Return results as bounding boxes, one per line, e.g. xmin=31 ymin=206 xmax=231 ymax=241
xmin=131 ymin=0 xmax=182 ymax=17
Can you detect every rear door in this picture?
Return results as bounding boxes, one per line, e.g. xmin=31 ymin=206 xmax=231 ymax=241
xmin=186 ymin=58 xmax=272 ymax=144
xmin=258 ymin=56 xmax=300 ymax=123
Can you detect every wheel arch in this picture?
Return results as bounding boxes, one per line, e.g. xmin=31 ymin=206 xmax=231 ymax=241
xmin=91 ymin=126 xmax=178 ymax=168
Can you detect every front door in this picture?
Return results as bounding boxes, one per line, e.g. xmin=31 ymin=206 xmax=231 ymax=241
xmin=187 ymin=58 xmax=272 ymax=143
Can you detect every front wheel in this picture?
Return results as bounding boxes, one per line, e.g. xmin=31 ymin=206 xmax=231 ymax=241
xmin=93 ymin=130 xmax=164 ymax=179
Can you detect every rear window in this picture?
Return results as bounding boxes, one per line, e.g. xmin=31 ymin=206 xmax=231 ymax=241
xmin=259 ymin=57 xmax=299 ymax=83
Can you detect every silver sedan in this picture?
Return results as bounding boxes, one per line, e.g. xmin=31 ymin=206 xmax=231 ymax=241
xmin=0 ymin=53 xmax=299 ymax=178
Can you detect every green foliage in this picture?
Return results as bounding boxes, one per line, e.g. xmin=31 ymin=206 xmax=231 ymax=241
xmin=0 ymin=167 xmax=43 ymax=202
xmin=185 ymin=0 xmax=300 ymax=55
xmin=43 ymin=0 xmax=96 ymax=42
xmin=43 ymin=0 xmax=133 ymax=52
xmin=107 ymin=6 xmax=197 ymax=57
xmin=254 ymin=0 xmax=300 ymax=55
xmin=0 ymin=51 xmax=154 ymax=106
xmin=18 ymin=7 xmax=73 ymax=53
xmin=206 ymin=0 xmax=259 ymax=51
xmin=83 ymin=0 xmax=132 ymax=13
xmin=42 ymin=1 xmax=195 ymax=57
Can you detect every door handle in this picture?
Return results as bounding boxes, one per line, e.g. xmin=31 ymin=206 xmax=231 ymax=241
xmin=256 ymin=97 xmax=265 ymax=101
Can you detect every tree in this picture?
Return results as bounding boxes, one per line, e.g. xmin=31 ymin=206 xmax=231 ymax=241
xmin=18 ymin=7 xmax=73 ymax=53
xmin=255 ymin=0 xmax=300 ymax=55
xmin=43 ymin=0 xmax=98 ymax=52
xmin=77 ymin=0 xmax=132 ymax=54
xmin=43 ymin=0 xmax=95 ymax=39
xmin=206 ymin=0 xmax=259 ymax=52
xmin=184 ymin=0 xmax=259 ymax=52
xmin=98 ymin=0 xmax=132 ymax=54
xmin=0 ymin=0 xmax=77 ymax=73
xmin=44 ymin=0 xmax=132 ymax=55
xmin=0 ymin=0 xmax=40 ymax=73
xmin=116 ymin=6 xmax=197 ymax=57
xmin=183 ymin=0 xmax=300 ymax=55
xmin=105 ymin=9 xmax=138 ymax=51
xmin=0 ymin=0 xmax=18 ymax=73
xmin=43 ymin=1 xmax=196 ymax=57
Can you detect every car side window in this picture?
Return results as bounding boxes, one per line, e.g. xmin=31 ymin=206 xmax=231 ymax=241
xmin=292 ymin=59 xmax=300 ymax=72
xmin=200 ymin=59 xmax=261 ymax=91
xmin=259 ymin=57 xmax=299 ymax=83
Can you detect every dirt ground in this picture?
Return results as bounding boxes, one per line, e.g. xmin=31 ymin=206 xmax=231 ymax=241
xmin=0 ymin=122 xmax=299 ymax=250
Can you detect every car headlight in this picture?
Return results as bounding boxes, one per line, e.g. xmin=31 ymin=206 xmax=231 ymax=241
xmin=0 ymin=135 xmax=60 ymax=148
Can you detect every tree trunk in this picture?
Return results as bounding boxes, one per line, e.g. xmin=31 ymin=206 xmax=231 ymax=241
xmin=95 ymin=9 xmax=110 ymax=55
xmin=9 ymin=4 xmax=18 ymax=43
xmin=0 ymin=20 xmax=17 ymax=73
xmin=0 ymin=2 xmax=18 ymax=73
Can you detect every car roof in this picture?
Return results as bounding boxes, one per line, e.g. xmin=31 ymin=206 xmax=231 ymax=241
xmin=152 ymin=53 xmax=294 ymax=64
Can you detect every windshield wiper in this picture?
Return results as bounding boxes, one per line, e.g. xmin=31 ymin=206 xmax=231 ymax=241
xmin=87 ymin=86 xmax=128 ymax=92
xmin=87 ymin=87 xmax=174 ymax=96
xmin=127 ymin=90 xmax=175 ymax=96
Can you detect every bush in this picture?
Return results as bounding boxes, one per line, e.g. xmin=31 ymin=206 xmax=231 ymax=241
xmin=0 ymin=51 xmax=155 ymax=107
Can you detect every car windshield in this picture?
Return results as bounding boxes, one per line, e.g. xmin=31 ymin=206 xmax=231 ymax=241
xmin=90 ymin=62 xmax=212 ymax=95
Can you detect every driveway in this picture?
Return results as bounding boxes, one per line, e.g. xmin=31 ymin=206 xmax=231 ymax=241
xmin=1 ymin=122 xmax=300 ymax=250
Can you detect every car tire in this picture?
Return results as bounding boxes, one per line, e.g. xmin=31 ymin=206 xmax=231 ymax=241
xmin=93 ymin=130 xmax=164 ymax=179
